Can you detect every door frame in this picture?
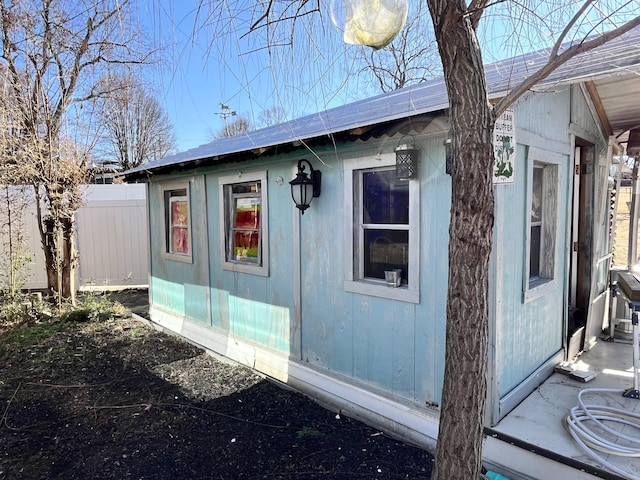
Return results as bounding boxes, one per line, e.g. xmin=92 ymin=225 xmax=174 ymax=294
xmin=568 ymin=136 xmax=617 ymax=354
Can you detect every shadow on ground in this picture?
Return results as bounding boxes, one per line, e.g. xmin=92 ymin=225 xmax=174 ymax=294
xmin=0 ymin=305 xmax=433 ymax=479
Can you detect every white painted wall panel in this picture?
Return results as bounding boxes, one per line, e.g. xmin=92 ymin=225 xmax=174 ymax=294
xmin=0 ymin=184 xmax=148 ymax=291
xmin=76 ymin=184 xmax=148 ymax=288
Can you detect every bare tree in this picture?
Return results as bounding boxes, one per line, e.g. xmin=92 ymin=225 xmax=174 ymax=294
xmin=0 ymin=184 xmax=33 ymax=298
xmin=354 ymin=1 xmax=440 ymax=92
xmin=97 ymin=74 xmax=177 ymax=171
xmin=211 ymin=104 xmax=286 ymax=139
xmin=0 ymin=0 xmax=148 ymax=299
xmin=256 ymin=105 xmax=287 ymax=128
xmin=0 ymin=69 xmax=34 ymax=297
xmin=212 ymin=114 xmax=251 ymax=139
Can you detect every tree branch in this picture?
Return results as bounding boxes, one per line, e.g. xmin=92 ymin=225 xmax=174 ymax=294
xmin=495 ymin=18 xmax=640 ymax=116
xmin=466 ymin=0 xmax=506 ymax=30
xmin=550 ymin=0 xmax=595 ymax=58
xmin=250 ymin=0 xmax=273 ymax=32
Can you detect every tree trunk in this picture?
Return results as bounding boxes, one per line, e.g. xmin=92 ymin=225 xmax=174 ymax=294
xmin=43 ymin=216 xmax=76 ymax=301
xmin=428 ymin=2 xmax=495 ymax=479
xmin=60 ymin=216 xmax=76 ymax=301
xmin=43 ymin=217 xmax=59 ymax=296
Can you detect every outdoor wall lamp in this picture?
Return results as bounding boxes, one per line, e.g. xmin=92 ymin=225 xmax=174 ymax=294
xmin=289 ymin=159 xmax=322 ymax=214
xmin=628 ymin=128 xmax=640 ymax=157
xmin=395 ymin=139 xmax=419 ymax=179
xmin=444 ymin=138 xmax=452 ymax=175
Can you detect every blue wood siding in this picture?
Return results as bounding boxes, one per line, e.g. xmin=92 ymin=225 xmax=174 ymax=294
xmin=148 ymin=136 xmax=451 ymax=407
xmin=205 ymin=164 xmax=296 ymax=355
xmin=148 ymin=175 xmax=210 ymax=322
xmin=516 ymin=90 xmax=572 ymax=145
xmin=493 ymin=88 xmax=573 ymax=398
xmin=571 ymin=86 xmax=607 ymax=145
xmin=299 ymin=137 xmax=450 ymax=405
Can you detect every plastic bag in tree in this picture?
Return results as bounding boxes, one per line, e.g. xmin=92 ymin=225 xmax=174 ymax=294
xmin=340 ymin=0 xmax=408 ymax=50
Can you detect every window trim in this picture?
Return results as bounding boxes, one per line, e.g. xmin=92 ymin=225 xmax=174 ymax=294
xmin=523 ymin=148 xmax=562 ymax=302
xmin=219 ymin=171 xmax=269 ymax=277
xmin=161 ymin=181 xmax=193 ymax=264
xmin=344 ymin=153 xmax=420 ymax=303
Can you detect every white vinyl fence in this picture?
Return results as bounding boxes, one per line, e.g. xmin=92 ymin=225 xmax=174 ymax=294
xmin=0 ymin=184 xmax=148 ymax=292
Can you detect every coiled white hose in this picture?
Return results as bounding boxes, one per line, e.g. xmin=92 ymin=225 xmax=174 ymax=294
xmin=565 ymin=387 xmax=640 ymax=479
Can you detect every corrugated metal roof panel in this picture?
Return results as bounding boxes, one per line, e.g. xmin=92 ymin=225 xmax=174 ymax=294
xmin=127 ymin=26 xmax=640 ymax=178
xmin=486 ymin=30 xmax=640 ymax=96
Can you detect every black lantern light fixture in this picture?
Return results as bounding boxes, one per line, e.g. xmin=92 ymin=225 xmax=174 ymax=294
xmin=628 ymin=128 xmax=640 ymax=157
xmin=290 ymin=159 xmax=322 ymax=214
xmin=444 ymin=138 xmax=452 ymax=175
xmin=395 ymin=139 xmax=419 ymax=179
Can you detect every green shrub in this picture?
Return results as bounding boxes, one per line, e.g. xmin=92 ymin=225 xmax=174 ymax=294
xmin=59 ymin=292 xmax=116 ymax=323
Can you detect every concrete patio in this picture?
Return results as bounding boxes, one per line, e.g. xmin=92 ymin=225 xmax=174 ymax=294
xmin=486 ymin=330 xmax=640 ymax=480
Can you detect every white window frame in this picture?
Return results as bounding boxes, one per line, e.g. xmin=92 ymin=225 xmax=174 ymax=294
xmin=344 ymin=153 xmax=420 ymax=303
xmin=219 ymin=171 xmax=269 ymax=276
xmin=523 ymin=148 xmax=562 ymax=302
xmin=161 ymin=181 xmax=193 ymax=264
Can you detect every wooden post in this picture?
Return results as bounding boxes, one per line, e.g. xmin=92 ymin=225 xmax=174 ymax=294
xmin=628 ymin=157 xmax=640 ymax=271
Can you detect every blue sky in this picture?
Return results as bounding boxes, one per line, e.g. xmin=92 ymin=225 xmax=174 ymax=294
xmin=141 ymin=1 xmax=242 ymax=151
xmin=141 ymin=1 xmax=367 ymax=153
xmin=139 ymin=1 xmax=638 ymax=153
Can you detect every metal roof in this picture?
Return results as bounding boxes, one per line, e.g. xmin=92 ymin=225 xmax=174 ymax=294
xmin=126 ymin=26 xmax=640 ymax=179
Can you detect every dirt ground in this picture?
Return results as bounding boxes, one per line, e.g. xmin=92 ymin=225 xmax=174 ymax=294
xmin=0 ymin=290 xmax=433 ymax=480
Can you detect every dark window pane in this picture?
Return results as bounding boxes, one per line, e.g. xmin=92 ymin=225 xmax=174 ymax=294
xmin=364 ymin=229 xmax=409 ymax=284
xmin=232 ymin=182 xmax=260 ymax=194
xmin=363 ymin=170 xmax=409 ymax=224
xmin=530 ymin=225 xmax=541 ymax=278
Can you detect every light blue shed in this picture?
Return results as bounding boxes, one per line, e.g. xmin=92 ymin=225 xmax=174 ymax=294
xmin=125 ymin=28 xmax=640 ymax=448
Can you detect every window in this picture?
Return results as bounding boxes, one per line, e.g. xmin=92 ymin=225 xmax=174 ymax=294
xmin=344 ymin=153 xmax=419 ymax=303
xmin=362 ymin=169 xmax=410 ymax=282
xmin=525 ymin=157 xmax=559 ymax=296
xmin=529 ymin=166 xmax=543 ymax=279
xmin=162 ymin=183 xmax=192 ymax=263
xmin=219 ymin=172 xmax=269 ymax=276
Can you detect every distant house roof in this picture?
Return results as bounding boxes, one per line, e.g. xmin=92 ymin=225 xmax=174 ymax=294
xmin=125 ymin=27 xmax=640 ymax=180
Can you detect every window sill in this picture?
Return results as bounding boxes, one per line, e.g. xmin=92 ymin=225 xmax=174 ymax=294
xmin=161 ymin=252 xmax=193 ymax=264
xmin=222 ymin=261 xmax=269 ymax=277
xmin=523 ymin=278 xmax=556 ymax=303
xmin=344 ymin=279 xmax=419 ymax=304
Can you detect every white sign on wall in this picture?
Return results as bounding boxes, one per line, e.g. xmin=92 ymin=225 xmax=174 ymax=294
xmin=493 ymin=109 xmax=516 ymax=184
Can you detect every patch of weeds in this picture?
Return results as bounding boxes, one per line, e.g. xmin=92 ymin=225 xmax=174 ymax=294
xmin=0 ymin=320 xmax=73 ymax=362
xmin=129 ymin=327 xmax=144 ymax=338
xmin=296 ymin=426 xmax=322 ymax=439
xmin=111 ymin=301 xmax=130 ymax=318
xmin=0 ymin=299 xmax=32 ymax=324
xmin=0 ymin=292 xmax=51 ymax=325
xmin=60 ymin=292 xmax=116 ymax=323
xmin=1 ymin=290 xmax=122 ymax=350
